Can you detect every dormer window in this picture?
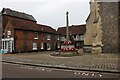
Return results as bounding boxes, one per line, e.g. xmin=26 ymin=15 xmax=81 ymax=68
xmin=34 ymin=32 xmax=38 ymax=39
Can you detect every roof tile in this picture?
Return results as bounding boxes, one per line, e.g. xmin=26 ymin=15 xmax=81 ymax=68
xmin=57 ymin=25 xmax=86 ymax=35
xmin=2 ymin=8 xmax=36 ymax=22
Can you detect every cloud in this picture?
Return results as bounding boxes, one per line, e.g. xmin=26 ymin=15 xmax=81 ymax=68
xmin=34 ymin=2 xmax=90 ymax=29
xmin=0 ymin=0 xmax=90 ymax=29
xmin=1 ymin=0 xmax=90 ymax=2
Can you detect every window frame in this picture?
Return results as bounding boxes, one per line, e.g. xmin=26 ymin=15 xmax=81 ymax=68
xmin=80 ymin=35 xmax=84 ymax=41
xmin=41 ymin=42 xmax=44 ymax=49
xmin=7 ymin=30 xmax=11 ymax=38
xmin=34 ymin=32 xmax=38 ymax=39
xmin=57 ymin=35 xmax=60 ymax=40
xmin=47 ymin=34 xmax=51 ymax=40
xmin=47 ymin=43 xmax=51 ymax=50
xmin=33 ymin=42 xmax=37 ymax=50
xmin=61 ymin=36 xmax=65 ymax=41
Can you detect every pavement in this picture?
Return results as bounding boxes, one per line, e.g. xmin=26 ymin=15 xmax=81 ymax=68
xmin=3 ymin=63 xmax=120 ymax=78
xmin=1 ymin=51 xmax=120 ymax=74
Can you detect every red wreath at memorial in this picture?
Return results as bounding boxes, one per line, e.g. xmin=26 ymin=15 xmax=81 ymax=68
xmin=60 ymin=41 xmax=76 ymax=51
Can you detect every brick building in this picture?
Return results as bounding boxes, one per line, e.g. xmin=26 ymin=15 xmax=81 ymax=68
xmin=1 ymin=8 xmax=58 ymax=53
xmin=84 ymin=1 xmax=120 ymax=53
xmin=57 ymin=25 xmax=86 ymax=49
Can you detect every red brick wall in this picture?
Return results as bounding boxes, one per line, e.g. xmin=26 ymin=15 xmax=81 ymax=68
xmin=3 ymin=15 xmax=58 ymax=52
xmin=15 ymin=30 xmax=26 ymax=52
xmin=38 ymin=33 xmax=57 ymax=50
xmin=27 ymin=31 xmax=34 ymax=51
xmin=15 ymin=30 xmax=38 ymax=52
xmin=14 ymin=30 xmax=57 ymax=52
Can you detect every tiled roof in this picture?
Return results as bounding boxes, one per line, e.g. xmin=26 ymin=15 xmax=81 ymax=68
xmin=57 ymin=25 xmax=86 ymax=35
xmin=2 ymin=8 xmax=36 ymax=22
xmin=37 ymin=24 xmax=57 ymax=34
xmin=11 ymin=18 xmax=56 ymax=34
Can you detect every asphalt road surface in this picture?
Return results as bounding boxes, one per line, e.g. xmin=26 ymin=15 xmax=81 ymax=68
xmin=2 ymin=62 xmax=120 ymax=78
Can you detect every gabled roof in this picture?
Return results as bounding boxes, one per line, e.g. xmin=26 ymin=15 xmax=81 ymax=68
xmin=37 ymin=24 xmax=57 ymax=34
xmin=2 ymin=8 xmax=36 ymax=22
xmin=10 ymin=18 xmax=56 ymax=34
xmin=57 ymin=25 xmax=86 ymax=35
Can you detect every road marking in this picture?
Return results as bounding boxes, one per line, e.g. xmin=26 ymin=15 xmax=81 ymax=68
xmin=73 ymin=72 xmax=104 ymax=77
xmin=82 ymin=72 xmax=85 ymax=75
xmin=20 ymin=66 xmax=54 ymax=72
xmin=99 ymin=74 xmax=102 ymax=77
xmin=85 ymin=73 xmax=89 ymax=76
xmin=91 ymin=73 xmax=94 ymax=76
xmin=29 ymin=67 xmax=33 ymax=69
xmin=41 ymin=69 xmax=45 ymax=71
xmin=74 ymin=72 xmax=77 ymax=74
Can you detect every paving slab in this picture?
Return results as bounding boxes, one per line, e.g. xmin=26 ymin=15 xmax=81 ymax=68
xmin=1 ymin=51 xmax=120 ymax=73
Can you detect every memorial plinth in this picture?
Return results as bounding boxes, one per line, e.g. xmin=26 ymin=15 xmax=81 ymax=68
xmin=59 ymin=11 xmax=77 ymax=55
xmin=60 ymin=40 xmax=77 ymax=54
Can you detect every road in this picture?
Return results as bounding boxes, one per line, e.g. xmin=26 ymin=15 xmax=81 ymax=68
xmin=2 ymin=62 xmax=120 ymax=78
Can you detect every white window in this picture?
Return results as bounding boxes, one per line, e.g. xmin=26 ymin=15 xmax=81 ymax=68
xmin=2 ymin=38 xmax=14 ymax=53
xmin=7 ymin=30 xmax=11 ymax=38
xmin=80 ymin=35 xmax=84 ymax=41
xmin=47 ymin=34 xmax=50 ymax=40
xmin=47 ymin=43 xmax=51 ymax=50
xmin=58 ymin=43 xmax=60 ymax=48
xmin=5 ymin=41 xmax=7 ymax=49
xmin=74 ymin=35 xmax=76 ymax=38
xmin=76 ymin=43 xmax=80 ymax=47
xmin=61 ymin=36 xmax=65 ymax=41
xmin=7 ymin=30 xmax=11 ymax=36
xmin=76 ymin=35 xmax=80 ymax=41
xmin=57 ymin=35 xmax=60 ymax=40
xmin=33 ymin=42 xmax=37 ymax=50
xmin=73 ymin=35 xmax=76 ymax=40
xmin=59 ymin=37 xmax=61 ymax=41
xmin=34 ymin=32 xmax=38 ymax=39
xmin=41 ymin=42 xmax=44 ymax=49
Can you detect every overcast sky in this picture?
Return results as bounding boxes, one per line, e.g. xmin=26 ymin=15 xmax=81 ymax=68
xmin=0 ymin=0 xmax=90 ymax=29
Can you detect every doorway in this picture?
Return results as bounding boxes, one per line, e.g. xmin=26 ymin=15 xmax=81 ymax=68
xmin=44 ymin=43 xmax=47 ymax=51
xmin=2 ymin=38 xmax=14 ymax=53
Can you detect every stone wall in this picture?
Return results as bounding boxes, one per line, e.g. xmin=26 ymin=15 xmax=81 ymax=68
xmin=119 ymin=2 xmax=120 ymax=53
xmin=99 ymin=2 xmax=119 ymax=53
xmin=0 ymin=13 xmax=2 ymax=49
